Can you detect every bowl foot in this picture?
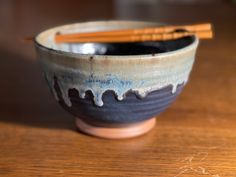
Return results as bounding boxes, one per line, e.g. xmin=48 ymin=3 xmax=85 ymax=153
xmin=75 ymin=117 xmax=156 ymax=139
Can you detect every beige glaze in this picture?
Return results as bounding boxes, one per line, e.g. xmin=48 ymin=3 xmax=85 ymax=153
xmin=35 ymin=21 xmax=198 ymax=107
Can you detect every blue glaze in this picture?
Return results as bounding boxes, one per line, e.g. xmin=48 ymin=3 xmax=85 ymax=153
xmin=53 ymin=76 xmax=184 ymax=125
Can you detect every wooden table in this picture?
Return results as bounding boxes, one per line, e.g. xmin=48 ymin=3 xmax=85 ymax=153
xmin=0 ymin=1 xmax=236 ymax=176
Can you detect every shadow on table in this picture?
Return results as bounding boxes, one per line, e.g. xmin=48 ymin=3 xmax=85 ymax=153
xmin=0 ymin=47 xmax=75 ymax=130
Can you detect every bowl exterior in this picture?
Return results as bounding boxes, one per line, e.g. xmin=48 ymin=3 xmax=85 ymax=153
xmin=35 ymin=21 xmax=198 ymax=126
xmin=54 ymin=76 xmax=184 ymax=126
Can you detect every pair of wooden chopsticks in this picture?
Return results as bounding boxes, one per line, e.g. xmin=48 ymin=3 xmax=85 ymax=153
xmin=55 ymin=23 xmax=213 ymax=43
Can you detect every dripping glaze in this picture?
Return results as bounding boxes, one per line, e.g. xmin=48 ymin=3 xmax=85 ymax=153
xmin=35 ymin=21 xmax=198 ymax=107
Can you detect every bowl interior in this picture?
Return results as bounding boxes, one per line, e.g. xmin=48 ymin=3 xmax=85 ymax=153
xmin=56 ymin=38 xmax=194 ymax=55
xmin=35 ymin=21 xmax=195 ymax=56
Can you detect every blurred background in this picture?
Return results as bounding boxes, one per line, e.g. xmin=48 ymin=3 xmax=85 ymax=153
xmin=0 ymin=0 xmax=235 ymax=130
xmin=0 ymin=0 xmax=235 ymax=57
xmin=0 ymin=1 xmax=236 ymax=176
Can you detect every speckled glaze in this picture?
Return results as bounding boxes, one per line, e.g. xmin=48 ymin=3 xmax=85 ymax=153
xmin=35 ymin=21 xmax=198 ymax=138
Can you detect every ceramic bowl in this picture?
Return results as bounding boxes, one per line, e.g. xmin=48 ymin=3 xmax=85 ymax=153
xmin=35 ymin=21 xmax=198 ymax=139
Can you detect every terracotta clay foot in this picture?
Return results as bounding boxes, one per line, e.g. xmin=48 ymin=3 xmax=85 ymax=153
xmin=75 ymin=117 xmax=156 ymax=139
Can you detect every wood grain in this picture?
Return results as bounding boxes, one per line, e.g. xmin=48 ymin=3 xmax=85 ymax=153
xmin=0 ymin=1 xmax=236 ymax=176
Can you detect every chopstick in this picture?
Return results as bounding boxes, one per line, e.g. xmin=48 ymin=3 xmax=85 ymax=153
xmin=55 ymin=23 xmax=211 ymax=39
xmin=55 ymin=31 xmax=213 ymax=43
xmin=55 ymin=23 xmax=213 ymax=43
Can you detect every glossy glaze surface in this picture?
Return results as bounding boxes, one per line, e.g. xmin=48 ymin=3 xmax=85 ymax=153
xmin=54 ymin=75 xmax=184 ymax=126
xmin=35 ymin=21 xmax=198 ymax=107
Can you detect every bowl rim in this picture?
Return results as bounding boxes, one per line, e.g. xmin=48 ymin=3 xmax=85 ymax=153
xmin=34 ymin=20 xmax=199 ymax=60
